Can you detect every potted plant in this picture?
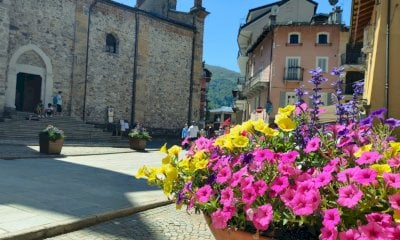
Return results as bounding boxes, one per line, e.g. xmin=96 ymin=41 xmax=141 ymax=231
xmin=135 ymin=68 xmax=400 ymax=239
xmin=39 ymin=125 xmax=65 ymax=154
xmin=128 ymin=128 xmax=151 ymax=150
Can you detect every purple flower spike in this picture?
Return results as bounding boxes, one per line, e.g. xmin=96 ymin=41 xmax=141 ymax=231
xmin=330 ymin=67 xmax=344 ymax=76
xmin=385 ymin=118 xmax=400 ymax=129
xmin=370 ymin=108 xmax=387 ymax=120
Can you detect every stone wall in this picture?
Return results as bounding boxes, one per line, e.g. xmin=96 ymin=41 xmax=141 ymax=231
xmin=0 ymin=0 xmax=10 ymax=114
xmin=84 ymin=2 xmax=136 ymax=124
xmin=135 ymin=15 xmax=193 ymax=130
xmin=7 ymin=0 xmax=76 ymax=112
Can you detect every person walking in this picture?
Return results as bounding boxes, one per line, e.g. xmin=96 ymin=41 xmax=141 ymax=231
xmin=188 ymin=121 xmax=199 ymax=145
xmin=56 ymin=91 xmax=63 ymax=116
xmin=181 ymin=123 xmax=189 ymax=149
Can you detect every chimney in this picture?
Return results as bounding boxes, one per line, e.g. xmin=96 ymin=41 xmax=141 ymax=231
xmin=194 ymin=0 xmax=202 ymax=8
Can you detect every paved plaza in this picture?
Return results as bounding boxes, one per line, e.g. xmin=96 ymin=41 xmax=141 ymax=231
xmin=0 ymin=143 xmax=208 ymax=240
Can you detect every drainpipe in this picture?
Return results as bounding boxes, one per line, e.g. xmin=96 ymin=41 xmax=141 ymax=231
xmin=188 ymin=15 xmax=196 ymax=124
xmin=385 ymin=0 xmax=391 ymax=118
xmin=131 ymin=11 xmax=139 ymax=125
xmin=83 ymin=0 xmax=98 ymax=121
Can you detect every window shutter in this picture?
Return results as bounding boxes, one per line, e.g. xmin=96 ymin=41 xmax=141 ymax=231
xmin=280 ymin=92 xmax=286 ymax=107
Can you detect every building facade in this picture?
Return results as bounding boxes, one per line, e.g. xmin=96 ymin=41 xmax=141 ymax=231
xmin=0 ymin=0 xmax=208 ymax=133
xmin=350 ymin=0 xmax=400 ymax=119
xmin=237 ymin=0 xmax=348 ymax=122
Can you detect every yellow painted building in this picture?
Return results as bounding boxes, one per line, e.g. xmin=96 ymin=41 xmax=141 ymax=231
xmin=351 ymin=0 xmax=400 ymax=118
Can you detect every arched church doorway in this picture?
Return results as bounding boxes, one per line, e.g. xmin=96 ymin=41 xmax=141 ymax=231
xmin=15 ymin=73 xmax=42 ymax=112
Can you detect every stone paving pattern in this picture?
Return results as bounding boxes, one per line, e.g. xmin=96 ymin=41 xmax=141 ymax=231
xmin=47 ymin=204 xmax=213 ymax=240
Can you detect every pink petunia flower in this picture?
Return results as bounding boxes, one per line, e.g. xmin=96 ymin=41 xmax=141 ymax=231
xmin=337 ymin=184 xmax=363 ymax=208
xmin=356 ymin=151 xmax=383 ymax=165
xmin=253 ymin=149 xmax=275 ymax=163
xmin=290 ymin=192 xmax=318 ymax=216
xmin=253 ymin=180 xmax=268 ymax=197
xmin=270 ymin=176 xmax=289 ymax=194
xmin=322 ymin=208 xmax=341 ymax=228
xmin=280 ymin=188 xmax=296 ymax=207
xmin=353 ymin=168 xmax=378 ymax=186
xmin=252 ymin=204 xmax=273 ymax=231
xmin=240 ymin=175 xmax=254 ymax=190
xmin=241 ymin=186 xmax=257 ymax=206
xmin=222 ymin=205 xmax=236 ymax=219
xmin=358 ymin=222 xmax=387 ymax=240
xmin=320 ymin=227 xmax=338 ymax=240
xmin=196 ymin=184 xmax=213 ymax=203
xmin=216 ymin=166 xmax=231 ymax=184
xmin=195 ymin=137 xmax=212 ymax=151
xmin=322 ymin=158 xmax=340 ymax=174
xmin=388 ymin=156 xmax=400 ymax=167
xmin=338 ymin=228 xmax=361 ymax=240
xmin=383 ymin=173 xmax=400 ymax=188
xmin=337 ymin=167 xmax=361 ymax=183
xmin=210 ymin=208 xmax=230 ymax=229
xmin=304 ymin=137 xmax=321 ymax=153
xmin=365 ymin=213 xmax=393 ymax=228
xmin=278 ymin=162 xmax=301 ymax=177
xmin=389 ymin=193 xmax=400 ymax=211
xmin=229 ymin=166 xmax=248 ymax=187
xmin=314 ymin=172 xmax=333 ymax=188
xmin=220 ymin=187 xmax=234 ymax=206
xmin=281 ymin=150 xmax=299 ymax=163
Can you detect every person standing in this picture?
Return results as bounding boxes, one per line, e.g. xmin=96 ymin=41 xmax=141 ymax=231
xmin=56 ymin=91 xmax=63 ymax=116
xmin=188 ymin=121 xmax=199 ymax=144
xmin=181 ymin=123 xmax=189 ymax=149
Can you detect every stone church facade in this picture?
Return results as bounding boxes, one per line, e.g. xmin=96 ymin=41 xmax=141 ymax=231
xmin=0 ymin=0 xmax=207 ymax=133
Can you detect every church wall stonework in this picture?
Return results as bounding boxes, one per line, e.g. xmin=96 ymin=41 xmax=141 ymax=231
xmin=0 ymin=0 xmax=207 ymax=135
xmin=135 ymin=15 xmax=193 ymax=129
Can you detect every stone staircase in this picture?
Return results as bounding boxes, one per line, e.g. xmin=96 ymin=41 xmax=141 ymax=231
xmin=0 ymin=112 xmax=124 ymax=144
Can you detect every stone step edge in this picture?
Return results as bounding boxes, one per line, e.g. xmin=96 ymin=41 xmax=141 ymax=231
xmin=0 ymin=200 xmax=173 ymax=240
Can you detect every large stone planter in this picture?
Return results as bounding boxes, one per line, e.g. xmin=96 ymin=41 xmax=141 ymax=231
xmin=39 ymin=134 xmax=64 ymax=154
xmin=204 ymin=215 xmax=273 ymax=240
xmin=129 ymin=138 xmax=147 ymax=150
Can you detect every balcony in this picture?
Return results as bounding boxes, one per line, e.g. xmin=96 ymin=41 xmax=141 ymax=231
xmin=341 ymin=53 xmax=365 ymax=65
xmin=284 ymin=67 xmax=303 ymax=82
xmin=243 ymin=70 xmax=269 ymax=97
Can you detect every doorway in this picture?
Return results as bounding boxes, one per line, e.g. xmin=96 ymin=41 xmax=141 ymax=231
xmin=15 ymin=73 xmax=42 ymax=112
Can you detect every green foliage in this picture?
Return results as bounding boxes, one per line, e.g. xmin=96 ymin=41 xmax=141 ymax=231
xmin=40 ymin=125 xmax=64 ymax=141
xmin=128 ymin=129 xmax=151 ymax=141
xmin=205 ymin=64 xmax=240 ymax=109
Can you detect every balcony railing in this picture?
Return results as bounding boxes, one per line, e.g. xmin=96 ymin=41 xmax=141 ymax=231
xmin=284 ymin=67 xmax=303 ymax=81
xmin=341 ymin=53 xmax=365 ymax=65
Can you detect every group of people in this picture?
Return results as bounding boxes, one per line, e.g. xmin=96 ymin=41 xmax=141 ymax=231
xmin=34 ymin=91 xmax=63 ymax=119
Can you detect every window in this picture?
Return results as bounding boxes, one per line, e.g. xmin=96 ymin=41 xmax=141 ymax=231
xmin=285 ymin=92 xmax=297 ymax=105
xmin=316 ymin=57 xmax=329 ymax=72
xmin=285 ymin=57 xmax=302 ymax=80
xmin=106 ymin=33 xmax=117 ymax=53
xmin=288 ymin=33 xmax=300 ymax=44
xmin=317 ymin=32 xmax=329 ymax=44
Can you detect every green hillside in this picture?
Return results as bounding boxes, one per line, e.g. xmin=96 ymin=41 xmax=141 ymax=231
xmin=205 ymin=64 xmax=241 ymax=110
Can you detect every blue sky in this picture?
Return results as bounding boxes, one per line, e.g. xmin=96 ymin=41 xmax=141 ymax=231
xmin=115 ymin=0 xmax=351 ymax=72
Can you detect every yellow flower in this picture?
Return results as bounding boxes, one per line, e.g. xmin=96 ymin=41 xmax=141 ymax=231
xmin=232 ymin=135 xmax=249 ymax=148
xmin=354 ymin=144 xmax=372 ymax=158
xmin=394 ymin=210 xmax=400 ymax=223
xmin=253 ymin=119 xmax=267 ymax=132
xmin=193 ymin=150 xmax=206 ymax=161
xmin=195 ymin=159 xmax=208 ymax=170
xmin=278 ymin=105 xmax=295 ymax=116
xmin=261 ymin=126 xmax=279 ymax=137
xmin=160 ymin=143 xmax=168 ymax=154
xmin=147 ymin=168 xmax=158 ymax=183
xmin=242 ymin=120 xmax=254 ymax=132
xmin=168 ymin=145 xmax=182 ymax=156
xmin=213 ymin=136 xmax=225 ymax=147
xmin=162 ymin=155 xmax=171 ymax=165
xmin=135 ymin=165 xmax=147 ymax=179
xmin=223 ymin=138 xmax=235 ymax=151
xmin=163 ymin=181 xmax=173 ymax=195
xmin=275 ymin=117 xmax=296 ymax=132
xmin=164 ymin=164 xmax=178 ymax=181
xmin=387 ymin=142 xmax=400 ymax=158
xmin=370 ymin=164 xmax=391 ymax=177
xmin=178 ymin=158 xmax=190 ymax=171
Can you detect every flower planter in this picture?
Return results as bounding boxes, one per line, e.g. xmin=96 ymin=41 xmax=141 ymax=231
xmin=129 ymin=138 xmax=146 ymax=150
xmin=39 ymin=134 xmax=64 ymax=154
xmin=204 ymin=215 xmax=273 ymax=240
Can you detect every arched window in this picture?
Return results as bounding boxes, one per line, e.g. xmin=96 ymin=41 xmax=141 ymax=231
xmin=106 ymin=34 xmax=117 ymax=53
xmin=317 ymin=32 xmax=329 ymax=44
xmin=288 ymin=32 xmax=300 ymax=44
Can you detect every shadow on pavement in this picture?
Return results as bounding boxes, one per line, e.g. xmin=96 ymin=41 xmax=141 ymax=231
xmin=0 ymin=151 xmax=166 ymax=239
